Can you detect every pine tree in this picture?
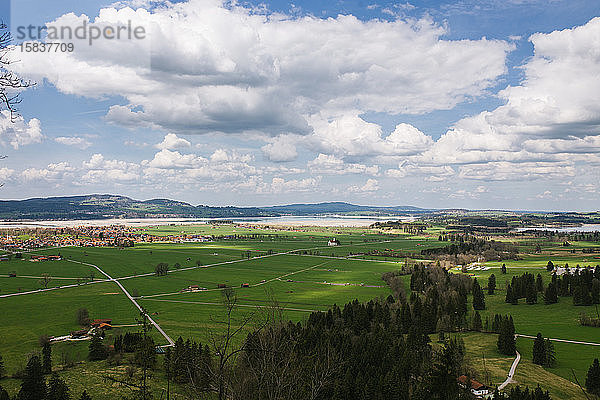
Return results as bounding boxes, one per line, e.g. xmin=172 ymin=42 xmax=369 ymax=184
xmin=0 ymin=386 xmax=9 ymax=400
xmin=586 ymin=358 xmax=600 ymax=396
xmin=544 ymin=339 xmax=555 ymax=368
xmin=488 ymin=274 xmax=496 ymax=295
xmin=88 ymin=335 xmax=107 ymax=361
xmin=472 ymin=278 xmax=486 ymax=310
xmin=546 ymin=261 xmax=554 ymax=272
xmin=543 ymin=282 xmax=558 ymax=305
xmin=42 ymin=341 xmax=52 ymax=374
xmin=497 ymin=316 xmax=516 ymax=356
xmin=16 ymin=355 xmax=47 ymax=400
xmin=0 ymin=353 xmax=4 ymax=379
xmin=505 ymin=284 xmax=514 ymax=304
xmin=573 ymin=286 xmax=584 ymax=306
xmin=79 ymin=391 xmax=92 ymax=400
xmin=501 ymin=264 xmax=507 ymax=274
xmin=536 ymin=274 xmax=544 ymax=293
xmin=472 ymin=311 xmax=482 ymax=332
xmin=47 ymin=373 xmax=70 ymax=400
xmin=526 ymin=281 xmax=537 ymax=305
xmin=532 ymin=333 xmax=546 ymax=365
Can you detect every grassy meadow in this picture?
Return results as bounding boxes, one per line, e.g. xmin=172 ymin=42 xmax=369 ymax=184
xmin=1 ymin=223 xmax=599 ymax=399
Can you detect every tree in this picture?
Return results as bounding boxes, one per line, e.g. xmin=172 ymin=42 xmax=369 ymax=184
xmin=42 ymin=341 xmax=52 ymax=374
xmin=78 ymin=391 xmax=92 ymax=400
xmin=501 ymin=264 xmax=507 ymax=274
xmin=0 ymin=352 xmax=4 ymax=379
xmin=497 ymin=316 xmax=516 ymax=356
xmin=88 ymin=335 xmax=107 ymax=361
xmin=543 ymin=282 xmax=558 ymax=305
xmin=526 ymin=281 xmax=537 ymax=305
xmin=532 ymin=333 xmax=545 ymax=365
xmin=472 ymin=311 xmax=482 ymax=332
xmin=544 ymin=339 xmax=555 ymax=368
xmin=488 ymin=274 xmax=496 ymax=295
xmin=0 ymin=386 xmax=9 ymax=400
xmin=39 ymin=273 xmax=52 ymax=289
xmin=472 ymin=278 xmax=486 ymax=310
xmin=76 ymin=308 xmax=89 ymax=326
xmin=505 ymin=284 xmax=516 ymax=305
xmin=546 ymin=261 xmax=554 ymax=272
xmin=0 ymin=23 xmax=34 ymax=118
xmin=209 ymin=287 xmax=259 ymax=400
xmin=155 ymin=262 xmax=169 ymax=276
xmin=47 ymin=373 xmax=70 ymax=400
xmin=536 ymin=274 xmax=544 ymax=293
xmin=587 ymin=358 xmax=600 ymax=396
xmin=16 ymin=355 xmax=46 ymax=400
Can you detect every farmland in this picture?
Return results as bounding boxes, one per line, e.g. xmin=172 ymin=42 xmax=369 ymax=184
xmin=0 ymin=222 xmax=599 ymax=399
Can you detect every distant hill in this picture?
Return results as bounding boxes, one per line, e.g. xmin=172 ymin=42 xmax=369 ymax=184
xmin=0 ymin=195 xmax=425 ymax=220
xmin=262 ymin=202 xmax=426 ymax=215
xmin=0 ymin=195 xmax=275 ymax=220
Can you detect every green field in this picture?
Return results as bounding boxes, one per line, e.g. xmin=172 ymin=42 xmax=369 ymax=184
xmin=1 ymin=223 xmax=600 ymax=399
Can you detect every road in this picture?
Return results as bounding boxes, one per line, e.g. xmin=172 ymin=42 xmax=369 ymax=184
xmin=67 ymin=259 xmax=175 ymax=346
xmin=516 ymin=334 xmax=600 ymax=346
xmin=499 ymin=350 xmax=521 ymax=390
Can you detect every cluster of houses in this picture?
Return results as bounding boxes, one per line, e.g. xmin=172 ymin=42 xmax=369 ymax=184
xmin=0 ymin=224 xmax=215 ymax=251
xmin=29 ymin=255 xmax=62 ymax=262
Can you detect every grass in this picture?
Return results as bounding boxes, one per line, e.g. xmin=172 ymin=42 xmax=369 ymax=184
xmin=460 ymin=332 xmax=588 ymax=400
xmin=1 ymin=223 xmax=600 ymax=399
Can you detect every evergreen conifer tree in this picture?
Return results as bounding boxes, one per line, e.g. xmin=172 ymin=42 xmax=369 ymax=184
xmin=79 ymin=391 xmax=92 ymax=400
xmin=536 ymin=274 xmax=544 ymax=293
xmin=0 ymin=386 xmax=9 ymax=400
xmin=586 ymin=358 xmax=600 ymax=396
xmin=472 ymin=311 xmax=482 ymax=332
xmin=488 ymin=274 xmax=496 ymax=295
xmin=526 ymin=282 xmax=537 ymax=305
xmin=47 ymin=373 xmax=70 ymax=400
xmin=544 ymin=339 xmax=555 ymax=368
xmin=16 ymin=355 xmax=46 ymax=400
xmin=543 ymin=282 xmax=558 ymax=304
xmin=497 ymin=316 xmax=516 ymax=355
xmin=505 ymin=284 xmax=514 ymax=304
xmin=532 ymin=333 xmax=546 ymax=365
xmin=472 ymin=278 xmax=486 ymax=310
xmin=88 ymin=335 xmax=107 ymax=361
xmin=42 ymin=341 xmax=52 ymax=374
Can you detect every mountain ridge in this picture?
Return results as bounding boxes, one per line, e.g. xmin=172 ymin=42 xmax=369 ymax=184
xmin=0 ymin=194 xmax=426 ymax=220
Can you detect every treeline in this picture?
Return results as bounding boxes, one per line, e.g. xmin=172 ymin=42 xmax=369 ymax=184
xmin=505 ymin=273 xmax=544 ymax=305
xmin=235 ymin=298 xmax=472 ymax=399
xmin=545 ymin=268 xmax=599 ymax=306
xmin=164 ymin=337 xmax=211 ymax=389
xmin=519 ymin=230 xmax=600 ymax=243
xmin=421 ymin=238 xmax=518 ymax=261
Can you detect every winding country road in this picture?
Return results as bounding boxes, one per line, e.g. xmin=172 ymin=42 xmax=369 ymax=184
xmin=499 ymin=350 xmax=521 ymax=390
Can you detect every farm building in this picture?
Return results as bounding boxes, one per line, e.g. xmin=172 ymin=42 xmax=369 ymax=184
xmin=457 ymin=375 xmax=491 ymax=399
xmin=327 ymin=238 xmax=340 ymax=246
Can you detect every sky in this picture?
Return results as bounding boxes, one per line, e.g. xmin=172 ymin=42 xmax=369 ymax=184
xmin=0 ymin=0 xmax=599 ymax=211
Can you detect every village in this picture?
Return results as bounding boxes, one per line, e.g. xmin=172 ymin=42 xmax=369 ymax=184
xmin=0 ymin=224 xmax=215 ymax=251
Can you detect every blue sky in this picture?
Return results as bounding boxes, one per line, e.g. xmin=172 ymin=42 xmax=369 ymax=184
xmin=0 ymin=0 xmax=599 ymax=210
